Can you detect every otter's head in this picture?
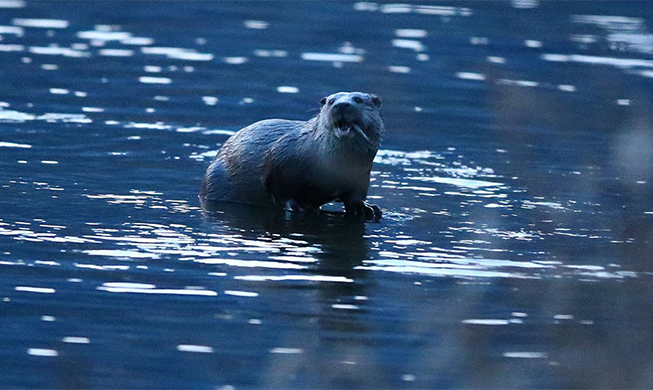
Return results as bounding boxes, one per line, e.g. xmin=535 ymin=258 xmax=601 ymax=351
xmin=317 ymin=92 xmax=384 ymax=152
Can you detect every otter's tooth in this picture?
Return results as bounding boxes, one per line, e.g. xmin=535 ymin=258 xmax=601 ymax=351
xmin=353 ymin=123 xmax=372 ymax=144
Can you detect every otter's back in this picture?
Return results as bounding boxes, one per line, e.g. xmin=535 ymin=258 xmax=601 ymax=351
xmin=200 ymin=119 xmax=304 ymax=206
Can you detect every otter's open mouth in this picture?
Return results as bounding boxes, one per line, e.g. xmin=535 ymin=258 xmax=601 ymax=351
xmin=335 ymin=119 xmax=372 ymax=144
xmin=335 ymin=119 xmax=355 ymax=138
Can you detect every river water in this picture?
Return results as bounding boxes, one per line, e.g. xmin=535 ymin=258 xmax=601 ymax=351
xmin=1 ymin=1 xmax=653 ymax=388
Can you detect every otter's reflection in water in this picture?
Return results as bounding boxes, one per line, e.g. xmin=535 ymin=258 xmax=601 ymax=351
xmin=201 ymin=200 xmax=370 ymax=289
xmin=201 ymin=201 xmax=389 ymax=387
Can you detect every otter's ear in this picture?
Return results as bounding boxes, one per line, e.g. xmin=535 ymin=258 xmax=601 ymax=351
xmin=371 ymin=95 xmax=381 ymax=106
xmin=320 ymin=97 xmax=327 ymax=105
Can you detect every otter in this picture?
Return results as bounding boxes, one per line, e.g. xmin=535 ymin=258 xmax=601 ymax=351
xmin=199 ymin=91 xmax=384 ymax=220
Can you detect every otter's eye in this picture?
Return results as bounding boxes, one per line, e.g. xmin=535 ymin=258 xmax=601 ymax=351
xmin=372 ymin=95 xmax=381 ymax=106
xmin=320 ymin=97 xmax=327 ymax=105
xmin=353 ymin=96 xmax=363 ymax=104
xmin=328 ymin=98 xmax=335 ymax=105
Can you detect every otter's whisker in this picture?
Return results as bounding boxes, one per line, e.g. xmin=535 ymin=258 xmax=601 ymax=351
xmin=353 ymin=123 xmax=372 ymax=145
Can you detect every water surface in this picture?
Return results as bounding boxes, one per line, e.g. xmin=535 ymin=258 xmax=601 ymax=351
xmin=1 ymin=1 xmax=653 ymax=388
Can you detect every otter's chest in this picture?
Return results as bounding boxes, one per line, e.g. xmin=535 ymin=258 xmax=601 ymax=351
xmin=309 ymin=153 xmax=372 ymax=191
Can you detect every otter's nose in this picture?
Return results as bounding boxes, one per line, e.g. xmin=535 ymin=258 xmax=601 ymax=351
xmin=332 ymin=101 xmax=356 ymax=117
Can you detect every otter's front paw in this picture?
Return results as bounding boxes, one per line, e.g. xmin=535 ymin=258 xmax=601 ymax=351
xmin=346 ymin=201 xmax=382 ymax=222
xmin=364 ymin=203 xmax=382 ymax=221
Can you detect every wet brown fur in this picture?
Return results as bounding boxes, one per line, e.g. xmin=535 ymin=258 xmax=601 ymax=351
xmin=200 ymin=92 xmax=384 ymax=219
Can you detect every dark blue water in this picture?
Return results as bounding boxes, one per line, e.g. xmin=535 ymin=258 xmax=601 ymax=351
xmin=2 ymin=1 xmax=653 ymax=388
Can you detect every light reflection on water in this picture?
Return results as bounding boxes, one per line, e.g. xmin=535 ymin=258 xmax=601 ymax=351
xmin=0 ymin=144 xmax=642 ymax=284
xmin=1 ymin=1 xmax=653 ymax=388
